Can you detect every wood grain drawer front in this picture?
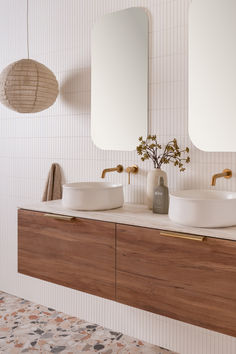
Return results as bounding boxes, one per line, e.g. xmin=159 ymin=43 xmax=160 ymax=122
xmin=18 ymin=209 xmax=116 ymax=300
xmin=116 ymin=224 xmax=236 ymax=336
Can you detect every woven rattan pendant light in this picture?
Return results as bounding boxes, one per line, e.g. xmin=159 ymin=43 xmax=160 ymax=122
xmin=0 ymin=0 xmax=58 ymax=113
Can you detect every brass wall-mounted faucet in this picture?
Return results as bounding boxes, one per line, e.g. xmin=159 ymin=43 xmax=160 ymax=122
xmin=101 ymin=164 xmax=123 ymax=178
xmin=126 ymin=165 xmax=138 ymax=184
xmin=211 ymin=169 xmax=232 ymax=186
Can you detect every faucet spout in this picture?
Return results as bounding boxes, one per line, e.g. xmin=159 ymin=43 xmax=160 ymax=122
xmin=101 ymin=164 xmax=123 ymax=178
xmin=211 ymin=169 xmax=232 ymax=186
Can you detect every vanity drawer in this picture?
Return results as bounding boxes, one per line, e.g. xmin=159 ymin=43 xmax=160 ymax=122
xmin=116 ymin=224 xmax=236 ymax=336
xmin=18 ymin=209 xmax=116 ymax=300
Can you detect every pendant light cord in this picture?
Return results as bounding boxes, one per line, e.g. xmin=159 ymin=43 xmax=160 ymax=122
xmin=27 ymin=0 xmax=29 ymax=59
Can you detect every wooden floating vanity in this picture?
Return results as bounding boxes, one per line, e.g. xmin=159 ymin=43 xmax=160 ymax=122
xmin=18 ymin=202 xmax=236 ymax=337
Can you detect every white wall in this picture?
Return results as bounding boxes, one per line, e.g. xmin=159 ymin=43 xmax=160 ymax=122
xmin=0 ymin=1 xmax=236 ymax=353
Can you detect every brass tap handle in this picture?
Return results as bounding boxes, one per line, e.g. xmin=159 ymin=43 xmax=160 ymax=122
xmin=101 ymin=164 xmax=123 ymax=178
xmin=126 ymin=165 xmax=138 ymax=184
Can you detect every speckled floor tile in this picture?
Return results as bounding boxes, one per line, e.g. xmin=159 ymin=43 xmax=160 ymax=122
xmin=0 ymin=290 xmax=178 ymax=354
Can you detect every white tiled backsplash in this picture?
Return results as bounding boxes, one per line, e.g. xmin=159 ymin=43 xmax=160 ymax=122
xmin=0 ymin=1 xmax=236 ymax=353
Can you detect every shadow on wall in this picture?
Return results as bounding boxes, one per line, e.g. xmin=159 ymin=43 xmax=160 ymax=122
xmin=60 ymin=68 xmax=91 ymax=112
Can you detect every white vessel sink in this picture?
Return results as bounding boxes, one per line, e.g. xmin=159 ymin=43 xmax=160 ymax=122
xmin=62 ymin=182 xmax=124 ymax=211
xmin=169 ymin=189 xmax=236 ymax=228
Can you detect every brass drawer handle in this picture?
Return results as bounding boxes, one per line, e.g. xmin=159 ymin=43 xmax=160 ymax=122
xmin=44 ymin=214 xmax=75 ymax=221
xmin=160 ymin=231 xmax=205 ymax=242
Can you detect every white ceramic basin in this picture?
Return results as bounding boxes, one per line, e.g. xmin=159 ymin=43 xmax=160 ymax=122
xmin=62 ymin=182 xmax=124 ymax=211
xmin=169 ymin=189 xmax=236 ymax=228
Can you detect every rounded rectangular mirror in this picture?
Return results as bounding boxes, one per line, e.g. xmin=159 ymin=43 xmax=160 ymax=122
xmin=189 ymin=0 xmax=236 ymax=151
xmin=91 ymin=8 xmax=148 ymax=151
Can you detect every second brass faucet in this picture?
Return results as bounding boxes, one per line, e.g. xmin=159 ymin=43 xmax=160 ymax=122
xmin=211 ymin=169 xmax=232 ymax=186
xmin=101 ymin=164 xmax=123 ymax=178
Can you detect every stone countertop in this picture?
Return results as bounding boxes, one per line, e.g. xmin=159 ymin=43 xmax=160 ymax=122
xmin=18 ymin=200 xmax=236 ymax=241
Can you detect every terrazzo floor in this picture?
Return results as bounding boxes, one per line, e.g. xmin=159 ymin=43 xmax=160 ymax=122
xmin=0 ymin=291 xmax=177 ymax=354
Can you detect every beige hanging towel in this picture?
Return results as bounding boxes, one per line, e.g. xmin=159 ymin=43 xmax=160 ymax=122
xmin=42 ymin=163 xmax=62 ymax=201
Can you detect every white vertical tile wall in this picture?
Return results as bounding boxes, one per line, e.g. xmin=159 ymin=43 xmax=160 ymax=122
xmin=0 ymin=0 xmax=236 ymax=353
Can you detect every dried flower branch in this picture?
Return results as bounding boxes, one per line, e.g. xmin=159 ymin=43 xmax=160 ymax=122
xmin=136 ymin=135 xmax=190 ymax=171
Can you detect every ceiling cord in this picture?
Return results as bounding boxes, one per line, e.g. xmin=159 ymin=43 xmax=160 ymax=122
xmin=27 ymin=0 xmax=29 ymax=59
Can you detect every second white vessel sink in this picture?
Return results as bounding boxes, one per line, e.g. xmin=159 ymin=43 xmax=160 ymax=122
xmin=62 ymin=182 xmax=124 ymax=211
xmin=169 ymin=189 xmax=236 ymax=228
